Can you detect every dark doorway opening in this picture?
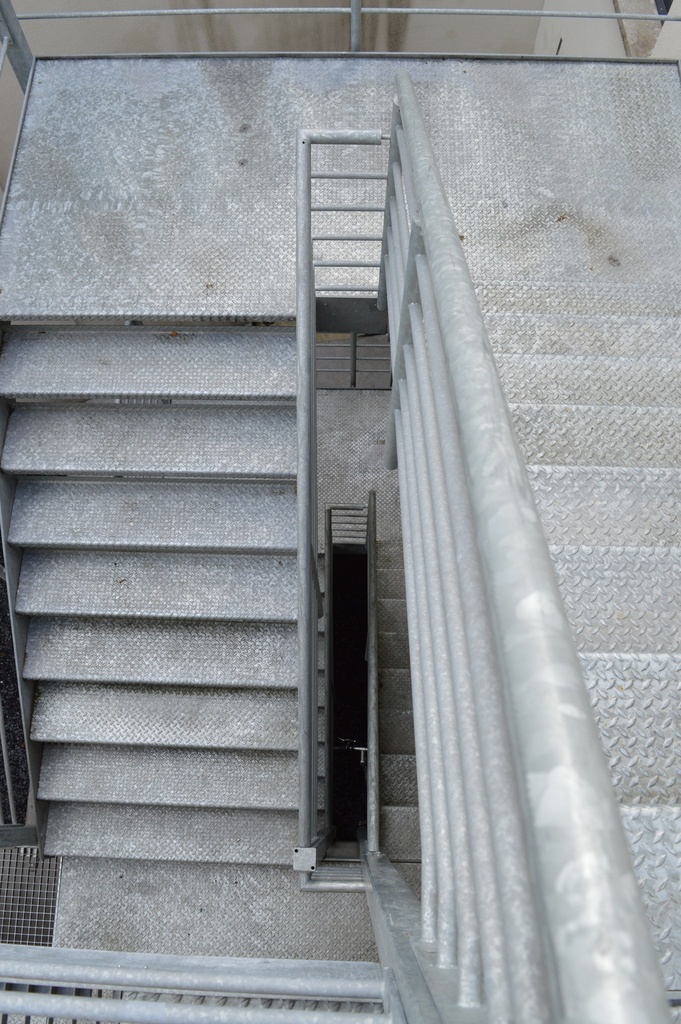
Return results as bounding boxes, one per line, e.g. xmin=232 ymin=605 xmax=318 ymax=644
xmin=331 ymin=549 xmax=368 ymax=842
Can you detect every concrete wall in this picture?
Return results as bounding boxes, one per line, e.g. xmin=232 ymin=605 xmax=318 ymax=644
xmin=534 ymin=0 xmax=626 ymax=56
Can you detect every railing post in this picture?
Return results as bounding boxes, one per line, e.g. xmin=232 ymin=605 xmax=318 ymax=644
xmin=350 ymin=0 xmax=362 ymax=51
xmin=0 ymin=0 xmax=32 ymax=91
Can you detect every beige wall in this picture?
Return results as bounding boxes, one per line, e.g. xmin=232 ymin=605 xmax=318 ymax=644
xmin=651 ymin=0 xmax=681 ymax=56
xmin=534 ymin=0 xmax=626 ymax=56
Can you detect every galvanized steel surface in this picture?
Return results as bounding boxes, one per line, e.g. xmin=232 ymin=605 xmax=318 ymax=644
xmin=1 ymin=59 xmax=680 ymax=320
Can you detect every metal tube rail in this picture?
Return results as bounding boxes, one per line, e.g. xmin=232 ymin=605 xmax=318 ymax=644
xmin=17 ymin=4 xmax=681 ymax=21
xmin=366 ymin=490 xmax=379 ymax=852
xmin=296 ymin=127 xmax=382 ymax=866
xmin=388 ymin=69 xmax=670 ymax=1022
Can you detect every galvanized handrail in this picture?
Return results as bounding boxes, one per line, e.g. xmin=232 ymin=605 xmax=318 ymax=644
xmin=382 ymin=71 xmax=671 ymax=1023
xmin=295 ymin=128 xmax=383 ymax=876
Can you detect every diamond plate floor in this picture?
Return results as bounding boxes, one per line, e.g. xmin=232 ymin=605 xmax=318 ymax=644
xmin=53 ymin=860 xmax=377 ymax=961
xmin=1 ymin=59 xmax=681 ymax=320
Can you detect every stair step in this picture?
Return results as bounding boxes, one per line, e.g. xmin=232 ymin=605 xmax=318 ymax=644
xmin=44 ymin=803 xmax=298 ymax=863
xmin=379 ymin=754 xmax=417 ymax=807
xmin=581 ymin=653 xmax=681 ymax=805
xmin=498 ymin=355 xmax=681 ymax=407
xmin=620 ymin=805 xmax=681 ymax=991
xmin=31 ymin=683 xmax=302 ymax=749
xmin=485 ymin=311 xmax=681 ymax=358
xmin=477 ymin=281 xmax=681 ymax=320
xmin=380 ymin=806 xmax=420 ymax=862
xmin=378 ymin=631 xmax=410 ymax=671
xmin=38 ymin=745 xmax=301 ymax=809
xmin=0 ymin=326 xmax=296 ymax=402
xmin=378 ymin=669 xmax=413 ymax=710
xmin=10 ymin=479 xmax=296 ymax=552
xmin=16 ymin=551 xmax=297 ymax=621
xmin=551 ymin=545 xmax=681 ymax=654
xmin=511 ymin=404 xmax=681 ymax=467
xmin=379 ymin=710 xmax=415 ymax=755
xmin=1 ymin=405 xmax=296 ymax=478
xmin=24 ymin=617 xmax=298 ymax=687
xmin=529 ymin=466 xmax=681 ymax=547
xmin=377 ymin=598 xmax=407 ymax=634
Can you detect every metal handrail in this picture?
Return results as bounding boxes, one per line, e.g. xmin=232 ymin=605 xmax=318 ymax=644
xmin=382 ymin=70 xmax=671 ymax=1022
xmin=295 ymin=127 xmax=383 ymax=874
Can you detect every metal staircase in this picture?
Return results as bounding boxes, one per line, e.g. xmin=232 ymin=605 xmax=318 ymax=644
xmin=0 ymin=323 xmax=302 ymax=862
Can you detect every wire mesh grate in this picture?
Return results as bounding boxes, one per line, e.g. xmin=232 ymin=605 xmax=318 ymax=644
xmin=0 ymin=847 xmax=61 ymax=946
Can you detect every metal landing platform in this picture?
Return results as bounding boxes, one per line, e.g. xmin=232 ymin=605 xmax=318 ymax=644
xmin=0 ymin=58 xmax=680 ymax=320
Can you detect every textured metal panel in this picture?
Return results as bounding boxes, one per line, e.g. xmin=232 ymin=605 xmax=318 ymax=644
xmin=511 ymin=404 xmax=681 ymax=468
xmin=393 ymin=862 xmax=421 ymax=901
xmin=378 ymin=669 xmax=413 ymax=711
xmin=497 ymin=355 xmax=681 ymax=407
xmin=478 ymin=281 xmax=681 ymax=318
xmin=24 ymin=616 xmax=298 ymax=687
xmin=53 ymin=859 xmax=377 ymax=961
xmin=31 ymin=683 xmax=299 ymax=750
xmin=551 ymin=545 xmax=681 ymax=654
xmin=2 ymin=61 xmax=681 ymax=320
xmin=377 ymin=632 xmax=410 ymax=671
xmin=621 ymin=805 xmax=681 ymax=991
xmin=379 ymin=755 xmax=417 ymax=808
xmin=378 ymin=710 xmax=415 ymax=756
xmin=581 ymin=654 xmax=681 ymax=805
xmin=10 ymin=479 xmax=296 ymax=553
xmin=486 ymin=312 xmax=681 ymax=358
xmin=38 ymin=744 xmax=300 ymax=809
xmin=380 ymin=807 xmax=420 ymax=863
xmin=528 ymin=467 xmax=681 ymax=547
xmin=45 ymin=802 xmax=298 ymax=864
xmin=0 ymin=326 xmax=296 ymax=401
xmin=16 ymin=550 xmax=297 ymax=621
xmin=2 ymin=405 xmax=296 ymax=479
xmin=377 ymin=599 xmax=407 ymax=635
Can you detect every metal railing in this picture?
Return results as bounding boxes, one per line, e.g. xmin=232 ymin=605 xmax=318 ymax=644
xmin=294 ymin=127 xmax=384 ymax=878
xmin=381 ymin=70 xmax=671 ymax=1023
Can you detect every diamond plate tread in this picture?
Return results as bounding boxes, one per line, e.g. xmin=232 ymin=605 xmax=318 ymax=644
xmin=44 ymin=803 xmax=298 ymax=863
xmin=377 ymin=599 xmax=407 ymax=634
xmin=620 ymin=805 xmax=681 ymax=991
xmin=485 ymin=313 xmax=681 ymax=358
xmin=16 ymin=551 xmax=297 ymax=621
xmin=551 ymin=546 xmax=681 ymax=654
xmin=393 ymin=862 xmax=421 ymax=901
xmin=0 ymin=326 xmax=296 ymax=402
xmin=10 ymin=479 xmax=296 ymax=553
xmin=581 ymin=654 xmax=681 ymax=805
xmin=378 ymin=632 xmax=410 ymax=671
xmin=378 ymin=669 xmax=413 ymax=711
xmin=31 ymin=683 xmax=300 ymax=750
xmin=380 ymin=807 xmax=420 ymax=862
xmin=53 ymin=859 xmax=377 ymax=960
xmin=1 ymin=405 xmax=296 ymax=479
xmin=511 ymin=405 xmax=681 ymax=468
xmin=379 ymin=755 xmax=417 ymax=807
xmin=528 ymin=467 xmax=681 ymax=547
xmin=378 ymin=710 xmax=415 ymax=756
xmin=497 ymin=355 xmax=681 ymax=407
xmin=38 ymin=744 xmax=301 ymax=809
xmin=477 ymin=281 xmax=681 ymax=319
xmin=24 ymin=617 xmax=298 ymax=688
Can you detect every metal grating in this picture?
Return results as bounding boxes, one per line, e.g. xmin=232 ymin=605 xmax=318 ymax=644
xmin=0 ymin=847 xmax=60 ymax=946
